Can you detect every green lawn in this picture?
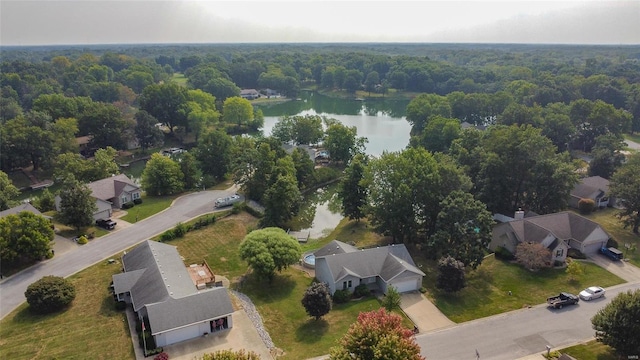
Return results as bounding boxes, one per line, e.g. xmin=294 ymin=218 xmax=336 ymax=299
xmin=0 ymin=260 xmax=134 ymax=360
xmin=561 ymin=340 xmax=618 ymax=360
xmin=171 ymin=73 xmax=188 ymax=86
xmin=120 ymin=194 xmax=176 ymax=223
xmin=422 ymin=256 xmax=624 ymax=323
xmin=579 ymin=208 xmax=640 ymax=267
xmin=624 ymin=133 xmax=640 ymax=144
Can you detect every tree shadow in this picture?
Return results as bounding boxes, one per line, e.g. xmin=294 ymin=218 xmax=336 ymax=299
xmin=241 ymin=273 xmax=300 ymax=303
xmin=295 ymin=318 xmax=329 ymax=343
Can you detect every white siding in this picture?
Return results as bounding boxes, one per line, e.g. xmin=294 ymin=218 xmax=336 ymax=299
xmin=389 ymin=277 xmax=421 ymax=293
xmin=155 ymin=323 xmax=202 ymax=347
xmin=314 ymin=258 xmax=336 ymax=294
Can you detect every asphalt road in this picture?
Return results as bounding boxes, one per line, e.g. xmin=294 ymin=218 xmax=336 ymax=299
xmin=416 ymin=282 xmax=640 ymax=360
xmin=0 ymin=189 xmax=237 ymax=319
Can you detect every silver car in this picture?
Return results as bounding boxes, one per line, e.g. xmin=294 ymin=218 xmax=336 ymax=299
xmin=579 ymin=286 xmax=605 ymax=301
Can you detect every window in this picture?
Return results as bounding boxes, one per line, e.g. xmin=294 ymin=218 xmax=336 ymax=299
xmin=122 ymin=196 xmax=128 ymax=204
xmin=348 ymin=280 xmax=352 ymax=288
xmin=343 ymin=282 xmax=347 ymax=290
xmin=132 ymin=192 xmax=140 ymax=200
xmin=556 ymin=249 xmax=564 ymax=257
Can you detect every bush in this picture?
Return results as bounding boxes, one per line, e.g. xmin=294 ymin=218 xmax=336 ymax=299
xmin=154 ymin=351 xmax=169 ymax=360
xmin=353 ymin=284 xmax=370 ymax=298
xmin=494 ymin=246 xmax=515 ymax=260
xmin=160 ymin=229 xmax=175 ymax=242
xmin=578 ymin=198 xmax=596 ymax=214
xmin=133 ymin=198 xmax=143 ymax=205
xmin=25 ymin=276 xmax=76 ymax=314
xmin=77 ymin=235 xmax=88 ymax=245
xmin=313 ymin=166 xmax=342 ymax=185
xmin=173 ymin=222 xmax=190 ymax=238
xmin=122 ymin=202 xmax=135 ymax=209
xmin=333 ymin=289 xmax=351 ymax=304
xmin=567 ymin=248 xmax=587 ymax=259
xmin=115 ymin=301 xmax=127 ymax=311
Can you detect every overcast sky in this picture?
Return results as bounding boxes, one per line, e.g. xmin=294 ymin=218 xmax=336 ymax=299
xmin=1 ymin=0 xmax=638 ymax=46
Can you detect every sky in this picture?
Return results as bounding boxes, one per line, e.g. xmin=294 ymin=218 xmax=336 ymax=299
xmin=1 ymin=0 xmax=638 ymax=46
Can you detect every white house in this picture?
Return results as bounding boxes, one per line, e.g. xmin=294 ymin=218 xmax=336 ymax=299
xmin=112 ymin=240 xmax=233 ymax=347
xmin=313 ymin=240 xmax=425 ymax=295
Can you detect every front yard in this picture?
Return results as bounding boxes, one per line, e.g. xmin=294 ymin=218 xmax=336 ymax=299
xmin=579 ymin=208 xmax=640 ymax=267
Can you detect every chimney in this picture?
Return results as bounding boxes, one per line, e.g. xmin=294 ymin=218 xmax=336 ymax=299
xmin=514 ymin=208 xmax=525 ymax=220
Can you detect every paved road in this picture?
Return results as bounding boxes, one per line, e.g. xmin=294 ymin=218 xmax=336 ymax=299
xmin=0 ymin=189 xmax=237 ymax=319
xmin=416 ymin=282 xmax=640 ymax=360
xmin=626 ymin=138 xmax=640 ymax=151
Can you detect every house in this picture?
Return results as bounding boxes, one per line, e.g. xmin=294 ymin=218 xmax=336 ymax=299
xmin=55 ymin=174 xmax=141 ymax=220
xmin=112 ymin=240 xmax=233 ymax=347
xmin=569 ymin=176 xmax=615 ymax=209
xmin=0 ymin=203 xmax=50 ymax=219
xmin=239 ymin=89 xmax=260 ymax=100
xmin=313 ymin=240 xmax=425 ymax=295
xmin=490 ymin=211 xmax=610 ymax=262
xmin=282 ymin=143 xmax=316 ymax=162
xmin=461 ymin=121 xmax=487 ymax=131
xmin=264 ymin=88 xmax=280 ymax=98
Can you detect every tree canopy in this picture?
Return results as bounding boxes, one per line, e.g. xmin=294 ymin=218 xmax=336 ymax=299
xmin=591 ymin=289 xmax=640 ymax=357
xmin=57 ymin=177 xmax=97 ymax=230
xmin=0 ymin=211 xmax=54 ymax=264
xmin=610 ymin=153 xmax=640 ymax=233
xmin=301 ymin=282 xmax=332 ymax=320
xmin=141 ymin=153 xmax=184 ymax=196
xmin=25 ymin=276 xmax=76 ymax=314
xmin=239 ymin=227 xmax=302 ymax=282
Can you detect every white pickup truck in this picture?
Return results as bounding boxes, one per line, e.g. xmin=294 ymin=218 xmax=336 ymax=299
xmin=214 ymin=195 xmax=242 ymax=208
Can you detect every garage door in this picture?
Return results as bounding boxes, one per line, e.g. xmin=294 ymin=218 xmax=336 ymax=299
xmin=389 ymin=278 xmax=419 ymax=293
xmin=583 ymin=240 xmax=607 ymax=255
xmin=92 ymin=209 xmax=111 ymax=221
xmin=163 ymin=324 xmax=201 ymax=346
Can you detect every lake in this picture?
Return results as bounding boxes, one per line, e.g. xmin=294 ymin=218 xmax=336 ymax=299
xmin=259 ymin=91 xmax=411 ymax=238
xmin=259 ymin=91 xmax=411 ymax=156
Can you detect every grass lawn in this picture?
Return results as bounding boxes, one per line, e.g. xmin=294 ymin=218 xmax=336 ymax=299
xmin=171 ymin=72 xmax=188 ymax=86
xmin=561 ymin=340 xmax=617 ymax=360
xmin=421 ymin=256 xmax=624 ymax=323
xmin=624 ymin=133 xmax=640 ymax=144
xmin=120 ymin=194 xmax=176 ymax=223
xmin=0 ymin=260 xmax=134 ymax=360
xmin=579 ymin=208 xmax=640 ymax=267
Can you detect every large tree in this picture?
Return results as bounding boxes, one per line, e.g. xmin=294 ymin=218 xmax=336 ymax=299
xmin=25 ymin=276 xmax=76 ymax=314
xmin=339 ymin=154 xmax=367 ymax=222
xmin=139 ymin=83 xmax=188 ymax=133
xmin=141 ymin=153 xmax=184 ymax=196
xmin=429 ymin=190 xmax=493 ymax=269
xmin=196 ymin=129 xmax=233 ymax=182
xmin=239 ymin=227 xmax=302 ymax=282
xmin=591 ymin=289 xmax=640 ymax=357
xmin=0 ymin=211 xmax=54 ymax=264
xmin=57 ymin=177 xmax=97 ymax=230
xmin=1 ymin=115 xmax=54 ymax=171
xmin=291 ymin=147 xmax=315 ymax=189
xmin=610 ymin=153 xmax=640 ymax=233
xmin=436 ymin=255 xmax=466 ymax=293
xmin=0 ymin=170 xmax=20 ymax=211
xmin=329 ymin=308 xmax=425 ymax=360
xmin=134 ymin=110 xmax=164 ymax=151
xmin=588 ymin=134 xmax=626 ymax=179
xmin=301 ymin=282 xmax=332 ymax=320
xmin=324 ymin=121 xmax=367 ymax=164
xmin=262 ymin=157 xmax=301 ymax=227
xmin=222 ymin=96 xmax=253 ymax=128
xmin=406 ymin=93 xmax=452 ymax=135
xmin=79 ymin=102 xmax=128 ymax=150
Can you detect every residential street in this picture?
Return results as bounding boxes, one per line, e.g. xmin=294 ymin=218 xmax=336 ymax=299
xmin=0 ymin=189 xmax=237 ymax=319
xmin=416 ymin=282 xmax=640 ymax=360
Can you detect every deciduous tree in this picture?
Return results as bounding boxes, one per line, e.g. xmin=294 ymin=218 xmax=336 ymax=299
xmin=329 ymin=308 xmax=425 ymax=360
xmin=324 ymin=121 xmax=367 ymax=163
xmin=339 ymin=154 xmax=367 ymax=222
xmin=515 ymin=242 xmax=551 ymax=271
xmin=25 ymin=276 xmax=76 ymax=314
xmin=301 ymin=282 xmax=332 ymax=320
xmin=196 ymin=129 xmax=233 ymax=182
xmin=0 ymin=170 xmax=20 ymax=211
xmin=591 ymin=289 xmax=640 ymax=357
xmin=134 ymin=110 xmax=164 ymax=151
xmin=381 ymin=286 xmax=402 ymax=312
xmin=239 ymin=227 xmax=302 ymax=282
xmin=141 ymin=153 xmax=184 ymax=196
xmin=610 ymin=153 xmax=640 ymax=233
xmin=436 ymin=255 xmax=466 ymax=293
xmin=0 ymin=211 xmax=54 ymax=264
xmin=222 ymin=96 xmax=253 ymax=128
xmin=57 ymin=177 xmax=97 ymax=230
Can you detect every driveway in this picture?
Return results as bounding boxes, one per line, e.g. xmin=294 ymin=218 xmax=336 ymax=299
xmin=586 ymin=254 xmax=640 ymax=282
xmin=400 ymin=292 xmax=454 ymax=333
xmin=0 ymin=188 xmax=238 ymax=319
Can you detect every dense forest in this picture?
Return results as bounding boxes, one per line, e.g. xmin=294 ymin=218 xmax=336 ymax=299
xmin=1 ymin=43 xmax=639 ymax=233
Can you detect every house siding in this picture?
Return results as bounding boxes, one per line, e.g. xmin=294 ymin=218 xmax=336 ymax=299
xmin=315 ymin=258 xmax=336 ymax=294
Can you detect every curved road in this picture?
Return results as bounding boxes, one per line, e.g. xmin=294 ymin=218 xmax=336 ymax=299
xmin=416 ymin=282 xmax=640 ymax=360
xmin=0 ymin=189 xmax=237 ymax=319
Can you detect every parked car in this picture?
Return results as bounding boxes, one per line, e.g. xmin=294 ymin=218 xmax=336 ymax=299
xmin=547 ymin=292 xmax=579 ymax=308
xmin=579 ymin=286 xmax=605 ymax=301
xmin=600 ymin=246 xmax=623 ymax=261
xmin=214 ymin=195 xmax=242 ymax=208
xmin=96 ymin=218 xmax=117 ymax=230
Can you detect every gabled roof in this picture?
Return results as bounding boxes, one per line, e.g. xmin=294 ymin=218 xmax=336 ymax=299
xmin=315 ymin=241 xmax=425 ymax=284
xmin=0 ymin=203 xmax=44 ymax=218
xmin=87 ymin=174 xmax=139 ymax=201
xmin=114 ymin=240 xmax=234 ymax=333
xmin=496 ymin=211 xmax=606 ymax=246
xmin=146 ymin=288 xmax=233 ymax=334
xmin=571 ymin=176 xmax=610 ymax=199
xmin=240 ymin=89 xmax=259 ymax=95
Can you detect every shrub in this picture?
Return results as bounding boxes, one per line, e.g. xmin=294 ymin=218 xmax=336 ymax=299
xmin=77 ymin=235 xmax=88 ymax=245
xmin=173 ymin=222 xmax=189 ymax=238
xmin=381 ymin=286 xmax=401 ymax=312
xmin=25 ymin=276 xmax=76 ymax=314
xmin=494 ymin=246 xmax=515 ymax=260
xmin=115 ymin=301 xmax=127 ymax=311
xmin=515 ymin=242 xmax=551 ymax=271
xmin=160 ymin=229 xmax=175 ymax=242
xmin=567 ymin=248 xmax=587 ymax=259
xmin=133 ymin=198 xmax=143 ymax=205
xmin=231 ymin=202 xmax=243 ymax=214
xmin=333 ymin=289 xmax=351 ymax=304
xmin=578 ymin=198 xmax=596 ymax=214
xmin=353 ymin=284 xmax=370 ymax=298
xmin=122 ymin=202 xmax=135 ymax=209
xmin=154 ymin=352 xmax=169 ymax=360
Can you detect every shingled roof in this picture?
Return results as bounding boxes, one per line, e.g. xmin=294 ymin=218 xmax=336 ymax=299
xmin=571 ymin=176 xmax=609 ymax=199
xmin=314 ymin=241 xmax=424 ymax=283
xmin=498 ymin=211 xmax=604 ymax=245
xmin=0 ymin=203 xmax=46 ymax=218
xmin=87 ymin=174 xmax=138 ymax=201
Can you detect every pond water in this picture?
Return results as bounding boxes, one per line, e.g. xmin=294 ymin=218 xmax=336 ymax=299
xmin=260 ymin=92 xmax=412 ymax=238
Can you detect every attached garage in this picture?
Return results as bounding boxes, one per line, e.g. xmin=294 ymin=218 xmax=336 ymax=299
xmin=582 ymin=240 xmax=608 ymax=255
xmin=156 ymin=324 xmax=202 ymax=347
xmin=389 ymin=273 xmax=422 ymax=293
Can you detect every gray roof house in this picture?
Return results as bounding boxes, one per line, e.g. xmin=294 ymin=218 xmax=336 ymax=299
xmin=112 ymin=240 xmax=233 ymax=347
xmin=569 ymin=176 xmax=615 ymax=209
xmin=0 ymin=203 xmax=50 ymax=219
xmin=239 ymin=89 xmax=260 ymax=100
xmin=490 ymin=211 xmax=610 ymax=262
xmin=313 ymin=240 xmax=425 ymax=295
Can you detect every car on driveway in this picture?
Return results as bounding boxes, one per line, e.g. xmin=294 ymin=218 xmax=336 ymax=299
xmin=96 ymin=218 xmax=117 ymax=230
xmin=579 ymin=286 xmax=605 ymax=301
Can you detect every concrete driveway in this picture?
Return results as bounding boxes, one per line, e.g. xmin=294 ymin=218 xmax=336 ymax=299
xmin=400 ymin=292 xmax=454 ymax=333
xmin=586 ymin=254 xmax=640 ymax=282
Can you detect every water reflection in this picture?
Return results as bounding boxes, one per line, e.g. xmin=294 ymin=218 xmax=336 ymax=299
xmin=287 ymin=184 xmax=343 ymax=239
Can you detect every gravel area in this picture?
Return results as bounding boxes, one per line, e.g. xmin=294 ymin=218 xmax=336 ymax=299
xmin=231 ymin=290 xmax=275 ymax=350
